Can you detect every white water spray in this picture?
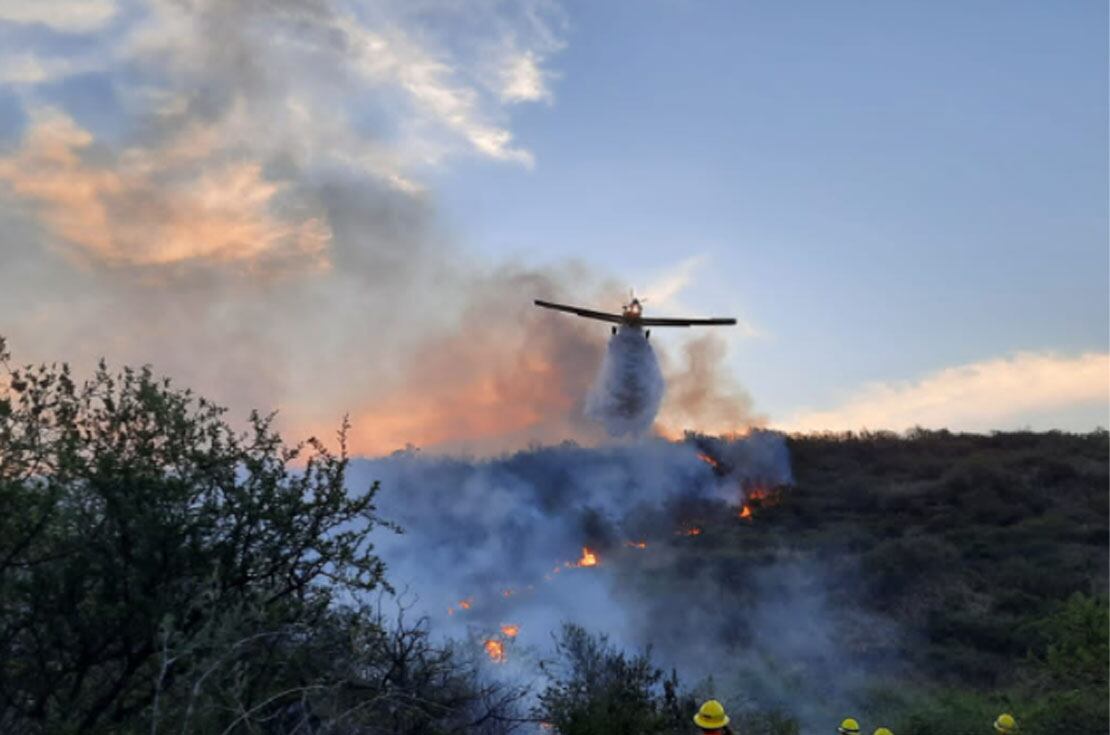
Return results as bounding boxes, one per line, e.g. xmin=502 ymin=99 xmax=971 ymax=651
xmin=585 ymin=326 xmax=664 ymax=437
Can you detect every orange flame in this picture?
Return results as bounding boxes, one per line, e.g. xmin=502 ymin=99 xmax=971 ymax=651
xmin=677 ymin=525 xmax=702 ymax=537
xmin=484 ymin=638 xmax=505 ymax=663
xmin=747 ymin=486 xmax=776 ymax=502
xmin=738 ymin=484 xmax=782 ymax=521
xmin=625 ymin=540 xmax=648 ymax=549
xmin=696 ymin=452 xmax=721 ymax=470
xmin=458 ymin=598 xmax=473 ymax=610
xmin=500 ymin=624 xmax=520 ymax=638
xmin=577 ymin=546 xmax=598 ymax=567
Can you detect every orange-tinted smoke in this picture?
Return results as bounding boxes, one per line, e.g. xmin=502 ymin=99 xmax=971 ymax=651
xmin=655 ymin=332 xmax=765 ymax=439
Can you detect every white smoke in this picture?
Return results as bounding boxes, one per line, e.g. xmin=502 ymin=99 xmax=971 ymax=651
xmin=585 ymin=327 xmax=665 ymax=437
xmin=348 ymin=434 xmax=791 ymax=673
xmin=346 ymin=432 xmax=902 ymax=727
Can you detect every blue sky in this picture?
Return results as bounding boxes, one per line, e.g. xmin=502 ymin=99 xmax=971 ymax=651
xmin=0 ymin=0 xmax=1105 ymax=450
xmin=431 ymin=0 xmax=1108 ymax=427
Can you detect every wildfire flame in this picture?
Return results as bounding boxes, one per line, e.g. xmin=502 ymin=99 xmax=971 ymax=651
xmin=747 ymin=486 xmax=775 ymax=502
xmin=625 ymin=540 xmax=648 ymax=549
xmin=677 ymin=525 xmax=702 ymax=536
xmin=738 ymin=484 xmax=782 ymax=521
xmin=458 ymin=598 xmax=473 ymax=610
xmin=500 ymin=624 xmax=519 ymax=638
xmin=696 ymin=452 xmax=721 ymax=470
xmin=576 ymin=546 xmax=598 ymax=567
xmin=484 ymin=638 xmax=505 ymax=663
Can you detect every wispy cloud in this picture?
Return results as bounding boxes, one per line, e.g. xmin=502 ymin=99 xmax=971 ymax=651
xmin=338 ymin=17 xmax=538 ymax=166
xmin=0 ymin=1 xmax=119 ymax=34
xmin=0 ymin=108 xmax=331 ymax=269
xmin=640 ymin=255 xmax=761 ymax=338
xmin=783 ymin=352 xmax=1109 ymax=433
xmin=641 ymin=255 xmax=707 ymax=307
xmin=498 ymin=51 xmax=552 ymax=104
xmin=0 ymin=0 xmax=563 ymax=268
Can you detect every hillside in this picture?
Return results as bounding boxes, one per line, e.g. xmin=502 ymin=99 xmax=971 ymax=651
xmin=358 ymin=428 xmax=1108 ymax=734
xmin=2 ymin=342 xmax=1105 ymax=734
xmin=785 ymin=430 xmax=1107 ymax=682
xmin=641 ymin=429 xmax=1109 ymax=734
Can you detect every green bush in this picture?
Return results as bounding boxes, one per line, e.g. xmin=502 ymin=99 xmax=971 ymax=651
xmin=534 ymin=624 xmax=695 ymax=735
xmin=0 ymin=338 xmax=524 ymax=734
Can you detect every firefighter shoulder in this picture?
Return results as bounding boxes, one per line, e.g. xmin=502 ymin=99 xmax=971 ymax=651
xmin=994 ymin=713 xmax=1016 ymax=733
xmin=693 ymin=700 xmax=730 ymax=731
xmin=838 ymin=718 xmax=860 ymax=735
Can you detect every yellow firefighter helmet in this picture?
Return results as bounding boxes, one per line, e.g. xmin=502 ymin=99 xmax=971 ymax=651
xmin=994 ymin=713 xmax=1016 ymax=733
xmin=693 ymin=700 xmax=730 ymax=730
xmin=873 ymin=729 xmax=894 ymax=735
xmin=838 ymin=719 xmax=861 ymax=735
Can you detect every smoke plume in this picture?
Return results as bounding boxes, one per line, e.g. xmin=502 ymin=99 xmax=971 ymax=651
xmin=0 ymin=0 xmax=762 ymax=456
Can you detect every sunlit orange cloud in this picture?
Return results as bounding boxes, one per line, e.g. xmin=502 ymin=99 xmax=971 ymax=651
xmin=783 ymin=351 xmax=1110 ymax=433
xmin=0 ymin=109 xmax=330 ymax=269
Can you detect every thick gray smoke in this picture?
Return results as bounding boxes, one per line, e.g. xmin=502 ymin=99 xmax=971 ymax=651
xmin=585 ymin=327 xmax=665 ymax=437
xmin=344 ymin=432 xmax=898 ymax=726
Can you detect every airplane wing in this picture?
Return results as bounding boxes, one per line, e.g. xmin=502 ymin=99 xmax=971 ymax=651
xmin=638 ymin=316 xmax=738 ymax=327
xmin=534 ymin=299 xmax=624 ymax=324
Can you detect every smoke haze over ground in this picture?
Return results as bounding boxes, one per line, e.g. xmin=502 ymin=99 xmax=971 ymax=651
xmin=345 ymin=432 xmax=900 ymax=727
xmin=353 ymin=433 xmax=791 ymax=653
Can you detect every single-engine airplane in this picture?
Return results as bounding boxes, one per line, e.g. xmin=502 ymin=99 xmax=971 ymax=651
xmin=534 ymin=294 xmax=736 ymax=339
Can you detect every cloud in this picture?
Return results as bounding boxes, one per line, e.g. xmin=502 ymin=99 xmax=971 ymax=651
xmin=0 ymin=1 xmax=565 ymax=267
xmin=338 ymin=17 xmax=537 ymax=166
xmin=0 ymin=108 xmax=331 ymax=269
xmin=640 ymin=255 xmax=707 ymax=307
xmin=639 ymin=255 xmax=761 ymax=338
xmin=0 ymin=0 xmax=573 ymax=454
xmin=0 ymin=1 xmax=118 ymax=33
xmin=499 ymin=52 xmax=551 ymax=104
xmin=783 ymin=352 xmax=1109 ymax=433
xmin=0 ymin=1 xmax=760 ymax=457
xmin=0 ymin=53 xmax=54 ymax=85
